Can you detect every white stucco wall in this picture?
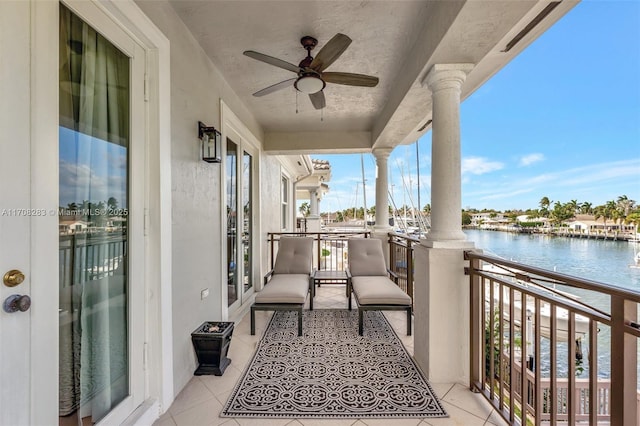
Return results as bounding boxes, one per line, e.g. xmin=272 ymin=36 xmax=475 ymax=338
xmin=135 ymin=0 xmax=266 ymax=395
xmin=260 ymin=155 xmax=284 ymax=275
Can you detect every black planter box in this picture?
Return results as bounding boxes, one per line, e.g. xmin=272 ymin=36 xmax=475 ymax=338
xmin=191 ymin=321 xmax=234 ymax=376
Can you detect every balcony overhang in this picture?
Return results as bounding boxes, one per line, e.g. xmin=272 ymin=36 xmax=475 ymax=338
xmin=169 ymin=0 xmax=579 ymax=154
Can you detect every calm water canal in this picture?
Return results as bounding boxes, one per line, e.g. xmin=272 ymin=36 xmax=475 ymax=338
xmin=464 ymin=229 xmax=640 ymax=381
xmin=464 ymin=229 xmax=640 ymax=296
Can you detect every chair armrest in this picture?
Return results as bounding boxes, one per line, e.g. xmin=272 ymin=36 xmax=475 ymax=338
xmin=345 ymin=269 xmax=352 ymax=279
xmin=264 ymin=269 xmax=274 ymax=285
xmin=387 ymin=268 xmax=399 ymax=284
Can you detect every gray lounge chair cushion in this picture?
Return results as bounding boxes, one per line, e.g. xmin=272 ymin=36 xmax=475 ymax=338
xmin=348 ymin=238 xmax=388 ymax=276
xmin=351 ymin=276 xmax=412 ymax=306
xmin=273 ymin=237 xmax=313 ymax=275
xmin=255 ymin=274 xmax=309 ymax=304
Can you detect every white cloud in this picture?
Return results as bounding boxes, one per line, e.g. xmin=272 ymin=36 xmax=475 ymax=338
xmin=462 ymin=157 xmax=504 ymax=175
xmin=519 ymin=153 xmax=545 ymax=166
xmin=464 ymin=158 xmax=640 ymax=208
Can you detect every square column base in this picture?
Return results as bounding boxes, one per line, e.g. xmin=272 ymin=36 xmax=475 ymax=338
xmin=413 ymin=243 xmax=472 ymax=384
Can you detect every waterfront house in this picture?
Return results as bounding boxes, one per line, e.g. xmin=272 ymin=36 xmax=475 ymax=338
xmin=567 ymin=214 xmax=636 ymax=236
xmin=2 ymin=1 xmax=637 ymax=425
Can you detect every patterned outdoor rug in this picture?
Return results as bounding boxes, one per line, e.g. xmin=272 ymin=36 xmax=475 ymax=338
xmin=221 ymin=309 xmax=447 ymax=419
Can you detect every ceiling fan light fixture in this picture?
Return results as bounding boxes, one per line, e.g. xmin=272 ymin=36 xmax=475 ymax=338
xmin=294 ymin=74 xmax=325 ymax=94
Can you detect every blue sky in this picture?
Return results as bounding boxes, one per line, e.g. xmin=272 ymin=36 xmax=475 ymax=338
xmin=59 ymin=126 xmax=128 ymax=208
xmin=313 ymin=1 xmax=640 ymax=213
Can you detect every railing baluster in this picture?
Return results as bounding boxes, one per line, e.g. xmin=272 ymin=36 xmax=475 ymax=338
xmin=535 ymin=297 xmax=542 ymax=426
xmin=489 ymin=278 xmax=495 ymax=400
xmin=588 ymin=320 xmax=597 ymax=425
xmin=499 ymin=283 xmax=504 ymax=412
xmin=520 ymin=293 xmax=527 ymax=425
xmin=316 ymin=233 xmax=321 ymax=271
xmin=568 ymin=312 xmax=576 ymax=425
xmin=481 ymin=275 xmax=488 ymax=393
xmin=509 ymin=288 xmax=515 ymax=422
xmin=269 ymin=234 xmax=274 ymax=271
xmin=550 ymin=304 xmax=557 ymax=424
xmin=406 ymin=242 xmax=413 ymax=307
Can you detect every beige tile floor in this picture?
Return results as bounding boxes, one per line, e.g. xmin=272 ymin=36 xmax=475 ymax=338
xmin=154 ymin=285 xmax=509 ymax=426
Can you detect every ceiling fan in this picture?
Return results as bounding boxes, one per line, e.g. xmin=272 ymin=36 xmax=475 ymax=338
xmin=243 ymin=33 xmax=379 ymax=110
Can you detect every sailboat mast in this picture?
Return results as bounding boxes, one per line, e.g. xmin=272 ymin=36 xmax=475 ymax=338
xmin=353 ymin=182 xmax=358 ymax=222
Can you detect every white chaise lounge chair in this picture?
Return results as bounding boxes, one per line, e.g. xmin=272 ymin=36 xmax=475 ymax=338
xmin=347 ymin=238 xmax=412 ymax=336
xmin=251 ymin=236 xmax=313 ymax=336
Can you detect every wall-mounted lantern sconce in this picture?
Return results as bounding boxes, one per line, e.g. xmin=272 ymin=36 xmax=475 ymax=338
xmin=198 ymin=121 xmax=222 ymax=163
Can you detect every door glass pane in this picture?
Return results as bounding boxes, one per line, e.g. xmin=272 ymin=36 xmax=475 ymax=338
xmin=242 ymin=151 xmax=252 ymax=293
xmin=59 ymin=5 xmax=129 ymax=424
xmin=226 ymin=139 xmax=238 ymax=306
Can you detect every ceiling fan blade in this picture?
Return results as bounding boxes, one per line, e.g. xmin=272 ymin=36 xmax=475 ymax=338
xmin=309 ymin=91 xmax=326 ymax=110
xmin=309 ymin=33 xmax=352 ymax=72
xmin=243 ymin=51 xmax=301 ymax=74
xmin=322 ymin=72 xmax=379 ymax=87
xmin=252 ymin=78 xmax=296 ymax=97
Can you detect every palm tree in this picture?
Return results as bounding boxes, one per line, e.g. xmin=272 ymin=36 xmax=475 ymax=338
xmin=568 ymin=199 xmax=579 ymax=216
xmin=107 ymin=196 xmax=119 ymax=211
xmin=550 ymin=201 xmax=573 ymax=227
xmin=594 ymin=201 xmax=617 ymax=235
xmin=616 ymin=195 xmax=635 ymax=216
xmin=579 ymin=202 xmax=593 ymax=215
xmin=625 ymin=212 xmax=640 ymax=237
xmin=539 ymin=197 xmax=552 ymax=218
xmin=298 ymin=202 xmax=310 ymax=217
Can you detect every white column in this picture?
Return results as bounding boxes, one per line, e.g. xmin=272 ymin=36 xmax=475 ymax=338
xmin=309 ymin=189 xmax=319 ymax=216
xmin=373 ymin=148 xmax=393 ymax=230
xmin=413 ymin=64 xmax=476 ymax=385
xmin=422 ymin=63 xmax=473 ymax=243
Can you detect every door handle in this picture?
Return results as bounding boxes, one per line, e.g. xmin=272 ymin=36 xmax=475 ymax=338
xmin=3 ymin=270 xmax=25 ymax=287
xmin=3 ymin=294 xmax=31 ymax=313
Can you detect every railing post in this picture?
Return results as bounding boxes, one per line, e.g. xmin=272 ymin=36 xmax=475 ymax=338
xmin=467 ymin=252 xmax=482 ymax=391
xmin=406 ymin=240 xmax=413 ymax=308
xmin=269 ymin=233 xmax=275 ymax=271
xmin=610 ymin=295 xmax=637 ymax=426
xmin=316 ymin=233 xmax=321 ymax=271
xmin=388 ymin=234 xmax=396 ymax=274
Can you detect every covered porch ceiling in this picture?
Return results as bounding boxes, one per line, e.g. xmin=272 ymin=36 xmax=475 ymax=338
xmin=168 ymin=0 xmax=577 ymax=154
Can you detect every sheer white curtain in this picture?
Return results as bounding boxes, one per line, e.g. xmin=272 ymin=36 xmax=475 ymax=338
xmin=59 ymin=5 xmax=129 ymax=423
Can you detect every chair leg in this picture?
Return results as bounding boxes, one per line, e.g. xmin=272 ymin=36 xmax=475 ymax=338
xmin=309 ymin=279 xmax=314 ymax=310
xmin=406 ymin=307 xmax=412 ymax=336
xmin=358 ymin=309 xmax=364 ymax=336
xmin=348 ymin=281 xmax=352 ymax=311
xmin=250 ymin=306 xmax=256 ymax=335
xmin=297 ymin=308 xmax=303 ymax=336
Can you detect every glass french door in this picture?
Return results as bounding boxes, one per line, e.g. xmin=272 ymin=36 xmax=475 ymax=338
xmin=58 ymin=2 xmax=145 ymax=424
xmin=226 ymin=136 xmax=255 ymax=310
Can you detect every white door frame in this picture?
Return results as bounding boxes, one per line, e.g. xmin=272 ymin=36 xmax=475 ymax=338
xmin=61 ymin=1 xmax=146 ymax=423
xmin=221 ymin=101 xmax=261 ymax=319
xmin=65 ymin=0 xmax=175 ymax=420
xmin=0 ymin=1 xmax=172 ymax=424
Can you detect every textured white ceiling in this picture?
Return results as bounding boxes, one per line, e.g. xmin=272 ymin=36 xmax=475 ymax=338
xmin=167 ymin=0 xmax=578 ymax=152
